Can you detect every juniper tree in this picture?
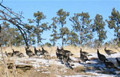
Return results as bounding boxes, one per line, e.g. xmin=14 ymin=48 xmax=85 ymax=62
xmin=106 ymin=8 xmax=120 ymax=46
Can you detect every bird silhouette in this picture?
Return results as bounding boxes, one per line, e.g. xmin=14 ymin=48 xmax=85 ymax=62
xmin=12 ymin=49 xmax=20 ymax=56
xmin=25 ymin=47 xmax=34 ymax=57
xmin=41 ymin=47 xmax=48 ymax=55
xmin=80 ymin=48 xmax=90 ymax=56
xmin=5 ymin=51 xmax=13 ymax=57
xmin=104 ymin=47 xmax=116 ymax=55
xmin=34 ymin=47 xmax=42 ymax=56
xmin=103 ymin=60 xmax=117 ymax=69
xmin=116 ymin=58 xmax=120 ymax=66
xmin=97 ymin=49 xmax=107 ymax=62
xmin=80 ymin=49 xmax=89 ymax=62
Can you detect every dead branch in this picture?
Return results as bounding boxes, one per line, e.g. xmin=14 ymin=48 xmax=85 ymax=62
xmin=0 ymin=3 xmax=29 ymax=47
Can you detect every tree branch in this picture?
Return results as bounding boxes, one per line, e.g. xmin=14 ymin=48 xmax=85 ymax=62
xmin=0 ymin=3 xmax=29 ymax=47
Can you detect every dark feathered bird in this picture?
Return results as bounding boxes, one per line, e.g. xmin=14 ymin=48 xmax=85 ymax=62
xmin=12 ymin=49 xmax=20 ymax=56
xmin=104 ymin=47 xmax=116 ymax=55
xmin=56 ymin=47 xmax=62 ymax=58
xmin=41 ymin=47 xmax=48 ymax=55
xmin=57 ymin=46 xmax=62 ymax=52
xmin=5 ymin=51 xmax=13 ymax=57
xmin=12 ymin=49 xmax=24 ymax=57
xmin=80 ymin=50 xmax=88 ymax=62
xmin=56 ymin=47 xmax=73 ymax=64
xmin=56 ymin=47 xmax=64 ymax=64
xmin=61 ymin=47 xmax=73 ymax=56
xmin=17 ymin=53 xmax=24 ymax=58
xmin=80 ymin=48 xmax=89 ymax=55
xmin=97 ymin=49 xmax=107 ymax=62
xmin=39 ymin=49 xmax=44 ymax=55
xmin=116 ymin=58 xmax=120 ymax=66
xmin=63 ymin=55 xmax=73 ymax=69
xmin=103 ymin=60 xmax=117 ymax=69
xmin=34 ymin=47 xmax=42 ymax=56
xmin=25 ymin=47 xmax=34 ymax=57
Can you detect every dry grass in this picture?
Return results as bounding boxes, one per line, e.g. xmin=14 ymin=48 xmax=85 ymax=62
xmin=2 ymin=45 xmax=120 ymax=57
xmin=0 ymin=60 xmax=94 ymax=77
xmin=0 ymin=45 xmax=120 ymax=77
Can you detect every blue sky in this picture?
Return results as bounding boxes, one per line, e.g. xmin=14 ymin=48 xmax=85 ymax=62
xmin=2 ymin=0 xmax=120 ymax=45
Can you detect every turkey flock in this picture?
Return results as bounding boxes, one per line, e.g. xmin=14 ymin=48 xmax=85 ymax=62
xmin=4 ymin=46 xmax=120 ymax=74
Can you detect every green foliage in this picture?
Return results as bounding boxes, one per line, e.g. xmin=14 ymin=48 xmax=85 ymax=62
xmin=106 ymin=8 xmax=120 ymax=45
xmin=34 ymin=11 xmax=46 ymax=24
xmin=70 ymin=12 xmax=93 ymax=46
xmin=24 ymin=24 xmax=36 ymax=45
xmin=1 ymin=22 xmax=25 ymax=46
xmin=50 ymin=17 xmax=59 ymax=46
xmin=66 ymin=31 xmax=79 ymax=46
xmin=1 ymin=7 xmax=120 ymax=47
xmin=60 ymin=27 xmax=70 ymax=45
xmin=93 ymin=14 xmax=106 ymax=46
xmin=44 ymin=42 xmax=52 ymax=47
xmin=57 ymin=9 xmax=69 ymax=26
xmin=56 ymin=9 xmax=70 ymax=46
xmin=32 ymin=11 xmax=49 ymax=46
xmin=60 ymin=27 xmax=69 ymax=36
xmin=28 ymin=19 xmax=34 ymax=23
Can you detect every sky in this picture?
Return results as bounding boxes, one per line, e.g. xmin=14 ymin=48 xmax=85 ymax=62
xmin=1 ymin=0 xmax=120 ymax=46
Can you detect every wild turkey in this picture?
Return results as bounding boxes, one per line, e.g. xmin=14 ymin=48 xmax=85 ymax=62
xmin=56 ymin=47 xmax=62 ymax=58
xmin=56 ymin=47 xmax=64 ymax=63
xmin=61 ymin=47 xmax=73 ymax=57
xmin=63 ymin=55 xmax=73 ymax=69
xmin=104 ymin=47 xmax=116 ymax=55
xmin=25 ymin=47 xmax=34 ymax=57
xmin=34 ymin=47 xmax=41 ymax=56
xmin=97 ymin=49 xmax=107 ymax=62
xmin=12 ymin=49 xmax=20 ymax=56
xmin=80 ymin=50 xmax=89 ymax=62
xmin=56 ymin=47 xmax=73 ymax=64
xmin=17 ymin=53 xmax=24 ymax=58
xmin=38 ymin=49 xmax=44 ymax=55
xmin=61 ymin=48 xmax=73 ymax=63
xmin=5 ymin=51 xmax=13 ymax=57
xmin=80 ymin=48 xmax=92 ymax=56
xmin=41 ymin=47 xmax=48 ymax=55
xmin=116 ymin=58 xmax=120 ymax=66
xmin=103 ymin=60 xmax=117 ymax=69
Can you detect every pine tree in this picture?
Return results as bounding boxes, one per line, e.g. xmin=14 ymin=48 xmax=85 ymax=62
xmin=56 ymin=9 xmax=69 ymax=46
xmin=1 ymin=22 xmax=25 ymax=46
xmin=93 ymin=14 xmax=107 ymax=47
xmin=106 ymin=8 xmax=120 ymax=46
xmin=70 ymin=12 xmax=93 ymax=46
xmin=33 ymin=11 xmax=49 ymax=46
xmin=66 ymin=30 xmax=79 ymax=46
xmin=50 ymin=17 xmax=59 ymax=46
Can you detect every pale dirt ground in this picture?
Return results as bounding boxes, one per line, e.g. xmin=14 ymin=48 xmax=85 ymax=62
xmin=0 ymin=45 xmax=120 ymax=77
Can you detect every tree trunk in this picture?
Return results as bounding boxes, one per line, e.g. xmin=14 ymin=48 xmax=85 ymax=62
xmin=117 ymin=32 xmax=120 ymax=46
xmin=61 ymin=24 xmax=64 ymax=47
